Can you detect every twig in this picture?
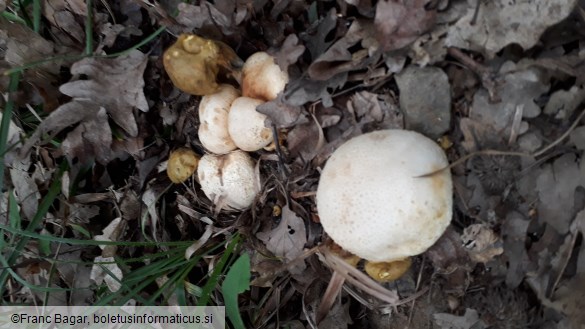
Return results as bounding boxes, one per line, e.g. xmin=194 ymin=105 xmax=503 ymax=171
xmin=447 ymin=47 xmax=501 ymax=102
xmin=416 ymin=150 xmax=530 ymax=178
xmin=420 ymin=106 xmax=585 ymax=177
xmin=533 ymin=107 xmax=585 ymax=157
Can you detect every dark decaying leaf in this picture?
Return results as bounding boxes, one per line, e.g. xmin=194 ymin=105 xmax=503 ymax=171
xmin=308 ymin=20 xmax=379 ymax=81
xmin=301 ymin=8 xmax=338 ymax=60
xmin=374 ymin=0 xmax=436 ymax=52
xmin=0 ymin=17 xmax=57 ymax=73
xmin=284 ymin=74 xmax=346 ymax=107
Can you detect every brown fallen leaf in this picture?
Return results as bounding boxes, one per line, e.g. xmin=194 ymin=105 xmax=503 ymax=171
xmin=461 ymin=223 xmax=503 ymax=263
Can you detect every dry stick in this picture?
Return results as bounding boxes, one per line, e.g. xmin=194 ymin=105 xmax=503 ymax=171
xmin=533 ymin=107 xmax=585 ymax=157
xmin=407 ymin=256 xmax=426 ymax=328
xmin=549 ymin=229 xmax=579 ymax=299
xmin=316 ymin=271 xmax=346 ymax=325
xmin=447 ymin=47 xmax=501 ymax=102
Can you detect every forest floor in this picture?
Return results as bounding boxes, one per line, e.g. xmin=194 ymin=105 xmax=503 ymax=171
xmin=1 ymin=0 xmax=585 ymax=328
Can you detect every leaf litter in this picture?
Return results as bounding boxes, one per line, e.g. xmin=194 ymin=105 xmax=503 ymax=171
xmin=3 ymin=0 xmax=585 ymax=327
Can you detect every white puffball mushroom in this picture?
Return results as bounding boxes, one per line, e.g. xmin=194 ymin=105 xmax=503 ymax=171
xmin=242 ymin=52 xmax=289 ymax=101
xmin=316 ymin=129 xmax=453 ymax=263
xmin=227 ymin=96 xmax=273 ymax=151
xmin=198 ymin=84 xmax=240 ymax=154
xmin=197 ymin=150 xmax=259 ymax=210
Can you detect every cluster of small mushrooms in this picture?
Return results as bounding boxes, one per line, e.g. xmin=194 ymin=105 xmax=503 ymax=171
xmin=164 ymin=34 xmax=288 ymax=211
xmin=163 ymin=34 xmax=454 ymax=283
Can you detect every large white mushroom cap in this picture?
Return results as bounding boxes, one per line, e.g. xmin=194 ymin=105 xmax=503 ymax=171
xmin=197 ymin=150 xmax=259 ymax=210
xmin=316 ymin=129 xmax=453 ymax=262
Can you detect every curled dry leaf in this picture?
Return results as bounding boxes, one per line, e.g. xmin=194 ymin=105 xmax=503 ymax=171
xmin=461 ymin=223 xmax=504 ymax=263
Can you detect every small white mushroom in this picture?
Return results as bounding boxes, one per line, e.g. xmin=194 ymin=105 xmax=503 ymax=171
xmin=316 ymin=129 xmax=453 ymax=264
xmin=227 ymin=97 xmax=273 ymax=152
xmin=242 ymin=52 xmax=289 ymax=101
xmin=197 ymin=150 xmax=259 ymax=210
xmin=198 ymin=84 xmax=240 ymax=154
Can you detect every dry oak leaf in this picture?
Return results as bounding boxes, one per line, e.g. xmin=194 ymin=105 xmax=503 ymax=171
xmin=21 ymin=51 xmax=148 ymax=163
xmin=59 ymin=50 xmax=149 ymax=136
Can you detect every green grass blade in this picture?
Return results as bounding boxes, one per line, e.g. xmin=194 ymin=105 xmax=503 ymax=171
xmin=0 ymin=162 xmax=65 ymax=296
xmin=32 ymin=0 xmax=41 ymax=32
xmin=222 ymin=253 xmax=250 ymax=329
xmin=0 ymin=224 xmax=191 ymax=247
xmin=197 ymin=234 xmax=241 ymax=307
xmin=85 ymin=0 xmax=93 ymax=55
xmin=0 ymin=72 xmax=20 ymax=193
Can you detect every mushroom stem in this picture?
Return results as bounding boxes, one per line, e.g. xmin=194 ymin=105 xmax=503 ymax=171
xmin=364 ymin=258 xmax=412 ymax=283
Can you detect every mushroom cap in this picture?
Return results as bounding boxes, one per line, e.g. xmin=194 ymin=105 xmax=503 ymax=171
xmin=242 ymin=52 xmax=289 ymax=101
xmin=228 ymin=97 xmax=272 ymax=151
xmin=198 ymin=84 xmax=240 ymax=154
xmin=167 ymin=148 xmax=200 ymax=183
xmin=163 ymin=34 xmax=221 ymax=95
xmin=197 ymin=150 xmax=259 ymax=210
xmin=316 ymin=129 xmax=453 ymax=262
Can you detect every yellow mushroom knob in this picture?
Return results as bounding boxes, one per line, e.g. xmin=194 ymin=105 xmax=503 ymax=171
xmin=167 ymin=148 xmax=200 ymax=183
xmin=364 ymin=258 xmax=412 ymax=283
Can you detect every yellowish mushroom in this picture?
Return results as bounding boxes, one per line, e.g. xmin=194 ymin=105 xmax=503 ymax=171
xmin=167 ymin=148 xmax=200 ymax=183
xmin=163 ymin=34 xmax=241 ymax=96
